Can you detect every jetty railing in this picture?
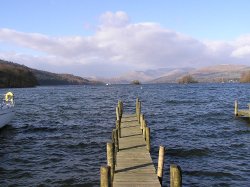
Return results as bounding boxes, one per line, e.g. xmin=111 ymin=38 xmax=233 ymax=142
xmin=234 ymin=100 xmax=250 ymax=117
xmin=100 ymin=98 xmax=182 ymax=187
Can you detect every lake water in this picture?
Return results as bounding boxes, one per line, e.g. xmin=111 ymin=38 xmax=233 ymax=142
xmin=0 ymin=84 xmax=249 ymax=187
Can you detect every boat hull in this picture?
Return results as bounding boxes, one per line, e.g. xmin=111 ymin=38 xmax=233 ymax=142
xmin=0 ymin=107 xmax=15 ymax=128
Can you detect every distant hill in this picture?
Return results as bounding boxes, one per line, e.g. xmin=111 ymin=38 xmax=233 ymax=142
xmin=0 ymin=59 xmax=103 ymax=88
xmin=240 ymin=71 xmax=250 ymax=83
xmin=67 ymin=64 xmax=250 ymax=84
xmin=101 ymin=64 xmax=250 ymax=84
xmin=31 ymin=69 xmax=102 ymax=86
xmin=148 ymin=68 xmax=193 ymax=83
xmin=101 ymin=67 xmax=193 ymax=84
xmin=2 ymin=58 xmax=249 ymax=87
xmin=0 ymin=59 xmax=38 ymax=88
xmin=148 ymin=65 xmax=250 ymax=83
xmin=98 ymin=67 xmax=192 ymax=84
xmin=189 ymin=64 xmax=250 ymax=83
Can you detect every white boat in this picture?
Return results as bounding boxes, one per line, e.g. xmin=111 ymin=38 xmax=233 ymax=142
xmin=0 ymin=92 xmax=15 ymax=128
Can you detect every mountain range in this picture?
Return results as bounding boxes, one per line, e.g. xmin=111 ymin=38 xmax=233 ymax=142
xmin=100 ymin=64 xmax=250 ymax=84
xmin=1 ymin=58 xmax=249 ymax=88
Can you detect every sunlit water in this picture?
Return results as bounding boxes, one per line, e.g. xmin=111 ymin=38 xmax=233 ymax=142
xmin=0 ymin=84 xmax=249 ymax=187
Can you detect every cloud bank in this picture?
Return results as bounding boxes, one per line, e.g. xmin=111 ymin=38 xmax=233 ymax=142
xmin=0 ymin=11 xmax=250 ymax=77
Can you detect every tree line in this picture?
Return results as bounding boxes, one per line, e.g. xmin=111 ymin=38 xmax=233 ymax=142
xmin=0 ymin=61 xmax=38 ymax=88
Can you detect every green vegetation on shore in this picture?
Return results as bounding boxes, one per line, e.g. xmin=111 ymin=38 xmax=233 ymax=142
xmin=178 ymin=75 xmax=198 ymax=84
xmin=131 ymin=80 xmax=141 ymax=85
xmin=0 ymin=60 xmax=38 ymax=88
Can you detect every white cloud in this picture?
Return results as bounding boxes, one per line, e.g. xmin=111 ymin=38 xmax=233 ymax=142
xmin=230 ymin=35 xmax=250 ymax=58
xmin=0 ymin=11 xmax=250 ymax=77
xmin=99 ymin=11 xmax=129 ymax=28
xmin=231 ymin=45 xmax=250 ymax=58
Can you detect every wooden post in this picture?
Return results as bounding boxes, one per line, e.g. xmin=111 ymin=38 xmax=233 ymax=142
xmin=140 ymin=114 xmax=145 ymax=131
xmin=146 ymin=127 xmax=150 ymax=151
xmin=140 ymin=118 xmax=143 ymax=132
xmin=116 ymin=106 xmax=119 ymax=121
xmin=100 ymin=166 xmax=111 ymax=187
xmin=170 ymin=164 xmax=182 ymax=187
xmin=234 ymin=100 xmax=238 ymax=116
xmin=116 ymin=120 xmax=121 ymax=138
xmin=157 ymin=146 xmax=165 ymax=185
xmin=136 ymin=98 xmax=139 ymax=102
xmin=143 ymin=120 xmax=147 ymax=140
xmin=107 ymin=142 xmax=114 ymax=181
xmin=118 ymin=100 xmax=123 ymax=117
xmin=136 ymin=98 xmax=139 ymax=116
xmin=118 ymin=100 xmax=120 ymax=110
xmin=114 ymin=128 xmax=119 ymax=152
xmin=112 ymin=129 xmax=118 ymax=166
xmin=112 ymin=130 xmax=115 ymax=143
xmin=120 ymin=101 xmax=123 ymax=114
xmin=118 ymin=101 xmax=122 ymax=120
xmin=138 ymin=101 xmax=141 ymax=121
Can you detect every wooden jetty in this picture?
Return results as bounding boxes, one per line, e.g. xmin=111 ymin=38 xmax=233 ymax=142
xmin=234 ymin=100 xmax=250 ymax=118
xmin=100 ymin=99 xmax=182 ymax=187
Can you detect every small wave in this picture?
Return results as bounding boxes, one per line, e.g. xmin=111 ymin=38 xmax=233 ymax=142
xmin=65 ymin=141 xmax=104 ymax=150
xmin=185 ymin=170 xmax=234 ymax=178
xmin=167 ymin=148 xmax=210 ymax=157
xmin=24 ymin=126 xmax=58 ymax=133
xmin=4 ymin=169 xmax=33 ymax=179
xmin=0 ymin=167 xmax=6 ymax=174
xmin=166 ymin=99 xmax=195 ymax=104
xmin=230 ymin=143 xmax=246 ymax=148
xmin=235 ymin=129 xmax=250 ymax=135
xmin=49 ymin=157 xmax=63 ymax=163
xmin=15 ymin=172 xmax=33 ymax=179
xmin=52 ymin=178 xmax=76 ymax=185
xmin=0 ymin=125 xmax=16 ymax=138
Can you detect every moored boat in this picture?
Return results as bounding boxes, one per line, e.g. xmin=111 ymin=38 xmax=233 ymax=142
xmin=0 ymin=92 xmax=15 ymax=128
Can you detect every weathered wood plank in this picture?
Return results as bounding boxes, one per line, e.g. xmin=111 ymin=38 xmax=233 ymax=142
xmin=237 ymin=109 xmax=250 ymax=117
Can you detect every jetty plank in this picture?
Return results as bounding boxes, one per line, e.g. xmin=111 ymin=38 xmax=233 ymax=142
xmin=237 ymin=110 xmax=250 ymax=117
xmin=113 ymin=115 xmax=161 ymax=187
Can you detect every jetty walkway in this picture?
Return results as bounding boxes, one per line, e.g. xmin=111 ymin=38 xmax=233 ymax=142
xmin=100 ymin=99 xmax=182 ymax=187
xmin=113 ymin=114 xmax=160 ymax=186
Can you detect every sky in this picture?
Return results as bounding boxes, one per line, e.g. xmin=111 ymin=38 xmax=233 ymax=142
xmin=0 ymin=0 xmax=250 ymax=77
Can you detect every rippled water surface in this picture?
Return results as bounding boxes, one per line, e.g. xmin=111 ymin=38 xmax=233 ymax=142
xmin=0 ymin=84 xmax=249 ymax=186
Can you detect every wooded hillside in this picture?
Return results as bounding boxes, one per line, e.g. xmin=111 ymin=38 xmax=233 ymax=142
xmin=0 ymin=59 xmax=103 ymax=88
xmin=0 ymin=60 xmax=38 ymax=88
